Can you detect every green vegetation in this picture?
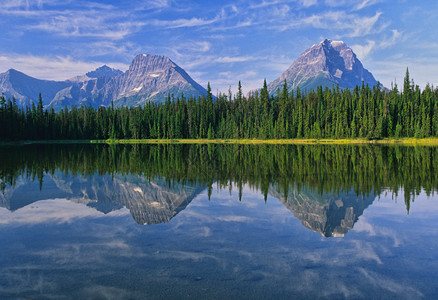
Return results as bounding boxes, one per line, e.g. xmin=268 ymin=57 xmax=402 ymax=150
xmin=1 ymin=143 xmax=437 ymax=212
xmin=92 ymin=138 xmax=438 ymax=145
xmin=1 ymin=70 xmax=438 ymax=141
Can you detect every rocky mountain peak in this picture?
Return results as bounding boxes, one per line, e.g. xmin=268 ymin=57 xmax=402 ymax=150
xmin=268 ymin=38 xmax=379 ymax=93
xmin=128 ymin=54 xmax=175 ymax=74
xmin=86 ymin=65 xmax=123 ymax=78
xmin=0 ymin=53 xmax=206 ymax=110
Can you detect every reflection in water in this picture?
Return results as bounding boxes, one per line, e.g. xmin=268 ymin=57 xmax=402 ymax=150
xmin=1 ymin=169 xmax=373 ymax=236
xmin=0 ymin=171 xmax=204 ymax=225
xmin=1 ymin=143 xmax=438 ymax=231
xmin=1 ymin=143 xmax=438 ymax=299
xmin=270 ymin=186 xmax=375 ymax=237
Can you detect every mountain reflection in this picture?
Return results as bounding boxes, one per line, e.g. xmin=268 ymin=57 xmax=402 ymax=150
xmin=270 ymin=186 xmax=375 ymax=237
xmin=1 ymin=143 xmax=437 ymax=233
xmin=0 ymin=172 xmax=203 ymax=225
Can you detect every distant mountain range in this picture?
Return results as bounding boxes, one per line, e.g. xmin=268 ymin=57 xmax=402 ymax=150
xmin=0 ymin=54 xmax=207 ymax=111
xmin=0 ymin=39 xmax=380 ymax=110
xmin=268 ymin=39 xmax=379 ymax=93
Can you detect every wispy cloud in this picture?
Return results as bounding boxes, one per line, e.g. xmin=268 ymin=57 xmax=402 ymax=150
xmin=149 ymin=14 xmax=223 ymax=28
xmin=249 ymin=0 xmax=287 ymax=10
xmin=142 ymin=0 xmax=170 ymax=9
xmin=351 ymin=29 xmax=402 ymax=60
xmin=351 ymin=40 xmax=376 ymax=60
xmin=29 ymin=14 xmax=142 ymax=40
xmin=0 ymin=0 xmax=56 ymax=10
xmin=379 ymin=29 xmax=402 ymax=48
xmin=215 ymin=56 xmax=257 ymax=63
xmin=299 ymin=0 xmax=318 ymax=7
xmin=0 ymin=53 xmax=128 ymax=80
xmin=355 ymin=0 xmax=381 ymax=10
xmin=274 ymin=10 xmax=383 ymax=38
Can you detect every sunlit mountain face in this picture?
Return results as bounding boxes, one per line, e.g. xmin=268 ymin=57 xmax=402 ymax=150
xmin=0 ymin=54 xmax=207 ymax=111
xmin=268 ymin=39 xmax=380 ymax=94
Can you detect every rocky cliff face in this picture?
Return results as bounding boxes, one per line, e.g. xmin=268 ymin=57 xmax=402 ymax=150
xmin=0 ymin=55 xmax=207 ymax=111
xmin=0 ymin=172 xmax=204 ymax=225
xmin=270 ymin=186 xmax=375 ymax=237
xmin=96 ymin=54 xmax=207 ymax=107
xmin=268 ymin=39 xmax=379 ymax=94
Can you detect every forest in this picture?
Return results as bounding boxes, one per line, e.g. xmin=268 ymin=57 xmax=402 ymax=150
xmin=0 ymin=69 xmax=438 ymax=140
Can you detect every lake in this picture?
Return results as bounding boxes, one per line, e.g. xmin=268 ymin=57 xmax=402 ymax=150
xmin=1 ymin=143 xmax=438 ymax=299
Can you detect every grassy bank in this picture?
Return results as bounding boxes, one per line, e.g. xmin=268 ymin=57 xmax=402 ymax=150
xmin=90 ymin=138 xmax=438 ymax=145
xmin=1 ymin=138 xmax=437 ymax=146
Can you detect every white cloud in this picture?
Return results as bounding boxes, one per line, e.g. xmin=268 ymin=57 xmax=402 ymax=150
xmin=0 ymin=54 xmax=128 ymax=80
xmin=355 ymin=0 xmax=381 ymax=10
xmin=351 ymin=29 xmax=403 ymax=66
xmin=380 ymin=29 xmax=402 ymax=48
xmin=29 ymin=15 xmax=142 ymax=40
xmin=299 ymin=0 xmax=318 ymax=7
xmin=142 ymin=0 xmax=170 ymax=9
xmin=217 ymin=215 xmax=254 ymax=222
xmin=269 ymin=4 xmax=291 ymax=18
xmin=351 ymin=40 xmax=376 ymax=60
xmin=277 ymin=11 xmax=383 ymax=38
xmin=215 ymin=56 xmax=257 ymax=63
xmin=0 ymin=0 xmax=55 ymax=9
xmin=346 ymin=11 xmax=382 ymax=37
xmin=177 ymin=41 xmax=212 ymax=53
xmin=0 ymin=199 xmax=129 ymax=226
xmin=249 ymin=0 xmax=286 ymax=10
xmin=149 ymin=14 xmax=222 ymax=28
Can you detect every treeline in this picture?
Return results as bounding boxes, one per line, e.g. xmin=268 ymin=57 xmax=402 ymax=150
xmin=1 ymin=69 xmax=438 ymax=140
xmin=1 ymin=143 xmax=437 ymax=211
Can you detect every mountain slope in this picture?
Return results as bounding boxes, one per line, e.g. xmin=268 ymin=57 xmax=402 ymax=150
xmin=268 ymin=39 xmax=379 ymax=94
xmin=0 ymin=69 xmax=71 ymax=107
xmin=0 ymin=54 xmax=207 ymax=110
xmin=95 ymin=54 xmax=207 ymax=107
xmin=47 ymin=66 xmax=122 ymax=110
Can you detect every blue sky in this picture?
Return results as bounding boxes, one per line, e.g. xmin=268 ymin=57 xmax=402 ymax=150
xmin=0 ymin=0 xmax=436 ymax=94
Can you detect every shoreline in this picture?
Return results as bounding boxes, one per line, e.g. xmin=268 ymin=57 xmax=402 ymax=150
xmin=94 ymin=138 xmax=438 ymax=145
xmin=1 ymin=138 xmax=437 ymax=146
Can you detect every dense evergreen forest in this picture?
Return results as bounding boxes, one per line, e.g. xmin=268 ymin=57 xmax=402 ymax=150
xmin=1 ymin=69 xmax=438 ymax=140
xmin=1 ymin=143 xmax=437 ymax=212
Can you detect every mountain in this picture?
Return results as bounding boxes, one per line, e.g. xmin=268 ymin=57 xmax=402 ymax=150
xmin=46 ymin=65 xmax=124 ymax=110
xmin=268 ymin=39 xmax=380 ymax=94
xmin=86 ymin=65 xmax=123 ymax=79
xmin=270 ymin=186 xmax=375 ymax=237
xmin=0 ymin=69 xmax=71 ymax=108
xmin=0 ymin=54 xmax=207 ymax=110
xmin=95 ymin=54 xmax=207 ymax=107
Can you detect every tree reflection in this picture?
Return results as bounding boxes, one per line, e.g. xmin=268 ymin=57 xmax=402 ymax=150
xmin=1 ymin=143 xmax=437 ymax=215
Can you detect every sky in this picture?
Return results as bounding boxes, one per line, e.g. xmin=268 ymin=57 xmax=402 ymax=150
xmin=0 ymin=0 xmax=437 ymax=94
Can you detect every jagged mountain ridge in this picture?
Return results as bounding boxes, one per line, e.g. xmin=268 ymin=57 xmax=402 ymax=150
xmin=0 ymin=54 xmax=207 ymax=110
xmin=95 ymin=54 xmax=207 ymax=107
xmin=268 ymin=39 xmax=379 ymax=94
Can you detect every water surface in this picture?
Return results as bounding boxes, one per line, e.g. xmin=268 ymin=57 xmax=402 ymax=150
xmin=0 ymin=144 xmax=437 ymax=299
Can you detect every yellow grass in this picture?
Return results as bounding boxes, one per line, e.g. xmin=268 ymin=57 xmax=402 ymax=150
xmin=90 ymin=138 xmax=438 ymax=145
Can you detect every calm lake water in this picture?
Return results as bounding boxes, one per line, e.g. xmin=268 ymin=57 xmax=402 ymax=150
xmin=1 ymin=143 xmax=438 ymax=299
